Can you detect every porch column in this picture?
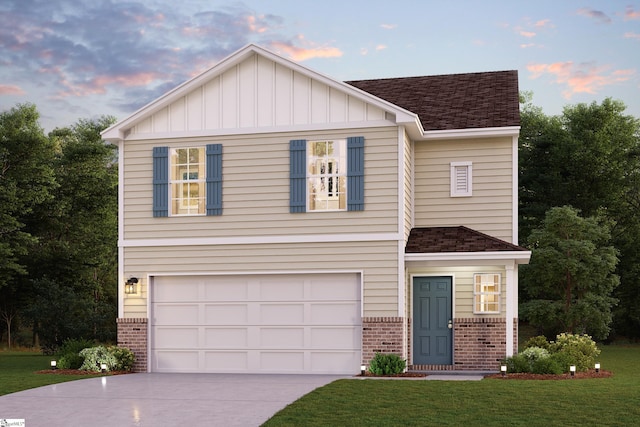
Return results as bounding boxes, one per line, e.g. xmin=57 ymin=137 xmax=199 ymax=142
xmin=505 ymin=263 xmax=515 ymax=356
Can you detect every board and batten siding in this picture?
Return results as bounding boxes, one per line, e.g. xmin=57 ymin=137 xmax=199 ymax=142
xmin=122 ymin=127 xmax=398 ymax=239
xmin=413 ymin=137 xmax=514 ymax=242
xmin=402 ymin=130 xmax=413 ymax=241
xmin=408 ymin=266 xmax=507 ymax=318
xmin=130 ymin=53 xmax=387 ymax=135
xmin=122 ymin=241 xmax=399 ymax=319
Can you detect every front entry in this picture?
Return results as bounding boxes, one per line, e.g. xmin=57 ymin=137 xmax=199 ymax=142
xmin=413 ymin=276 xmax=452 ymax=365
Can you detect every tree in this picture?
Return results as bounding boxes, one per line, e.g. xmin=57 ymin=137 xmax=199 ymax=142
xmin=520 ymin=206 xmax=619 ymax=340
xmin=0 ymin=104 xmax=56 ymax=290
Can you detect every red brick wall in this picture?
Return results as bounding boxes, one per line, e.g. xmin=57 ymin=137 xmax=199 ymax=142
xmin=453 ymin=317 xmax=506 ymax=370
xmin=361 ymin=317 xmax=404 ymax=366
xmin=117 ymin=318 xmax=148 ymax=372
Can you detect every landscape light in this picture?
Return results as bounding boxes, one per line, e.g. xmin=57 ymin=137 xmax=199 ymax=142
xmin=500 ymin=365 xmax=507 ymax=377
xmin=51 ymin=360 xmax=57 ymax=370
xmin=595 ymin=363 xmax=600 ymax=373
xmin=570 ymin=365 xmax=576 ymax=377
xmin=100 ymin=363 xmax=108 ymax=373
xmin=360 ymin=365 xmax=366 ymax=375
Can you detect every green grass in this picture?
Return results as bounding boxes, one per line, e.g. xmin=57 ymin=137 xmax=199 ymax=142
xmin=264 ymin=345 xmax=640 ymax=426
xmin=0 ymin=351 xmax=99 ymax=396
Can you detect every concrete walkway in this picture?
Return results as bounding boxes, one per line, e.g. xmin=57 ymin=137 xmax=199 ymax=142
xmin=0 ymin=373 xmax=345 ymax=427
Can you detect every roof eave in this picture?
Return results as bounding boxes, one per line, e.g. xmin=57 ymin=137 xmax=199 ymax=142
xmin=418 ymin=126 xmax=520 ymax=141
xmin=405 ymin=250 xmax=531 ymax=264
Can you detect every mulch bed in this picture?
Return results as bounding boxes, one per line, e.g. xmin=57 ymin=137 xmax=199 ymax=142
xmin=485 ymin=370 xmax=613 ymax=380
xmin=36 ymin=369 xmax=132 ymax=376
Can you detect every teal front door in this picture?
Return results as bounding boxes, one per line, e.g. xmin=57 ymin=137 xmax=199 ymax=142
xmin=413 ymin=276 xmax=452 ymax=365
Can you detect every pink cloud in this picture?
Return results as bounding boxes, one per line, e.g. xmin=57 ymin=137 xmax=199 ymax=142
xmin=52 ymin=71 xmax=163 ymax=99
xmin=247 ymin=15 xmax=268 ymax=33
xmin=520 ymin=43 xmax=536 ymax=49
xmin=520 ymin=30 xmax=536 ymax=38
xmin=577 ymin=8 xmax=612 ymax=24
xmin=534 ymin=19 xmax=553 ymax=28
xmin=624 ymin=6 xmax=640 ymax=20
xmin=625 ymin=32 xmax=640 ymax=40
xmin=0 ymin=84 xmax=26 ymax=95
xmin=527 ymin=61 xmax=635 ymax=98
xmin=375 ymin=44 xmax=387 ymax=51
xmin=270 ymin=40 xmax=343 ymax=61
xmin=380 ymin=24 xmax=396 ymax=30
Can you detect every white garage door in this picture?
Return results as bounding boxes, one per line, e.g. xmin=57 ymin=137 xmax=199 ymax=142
xmin=150 ymin=273 xmax=361 ymax=374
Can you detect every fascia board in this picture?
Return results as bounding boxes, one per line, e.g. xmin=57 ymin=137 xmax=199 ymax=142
xmin=405 ymin=250 xmax=531 ymax=264
xmin=419 ymin=126 xmax=521 ymax=141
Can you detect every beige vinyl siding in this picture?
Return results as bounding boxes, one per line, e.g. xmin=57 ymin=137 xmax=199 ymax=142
xmin=122 ymin=240 xmax=399 ymax=318
xmin=123 ymin=127 xmax=398 ymax=239
xmin=403 ymin=130 xmax=413 ymax=240
xmin=414 ymin=137 xmax=513 ymax=242
xmin=407 ymin=266 xmax=507 ymax=318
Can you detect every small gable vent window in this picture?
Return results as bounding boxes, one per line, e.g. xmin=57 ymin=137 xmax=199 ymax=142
xmin=450 ymin=161 xmax=472 ymax=197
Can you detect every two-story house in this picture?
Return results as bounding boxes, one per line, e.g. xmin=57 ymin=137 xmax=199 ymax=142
xmin=102 ymin=44 xmax=530 ymax=374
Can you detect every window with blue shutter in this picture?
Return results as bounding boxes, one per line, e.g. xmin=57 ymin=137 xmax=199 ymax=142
xmin=290 ymin=139 xmax=307 ymax=213
xmin=347 ymin=136 xmax=365 ymax=211
xmin=206 ymin=144 xmax=223 ymax=216
xmin=152 ymin=146 xmax=169 ymax=217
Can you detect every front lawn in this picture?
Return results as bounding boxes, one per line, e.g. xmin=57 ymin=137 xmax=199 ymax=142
xmin=0 ymin=351 xmax=99 ymax=396
xmin=264 ymin=345 xmax=640 ymax=426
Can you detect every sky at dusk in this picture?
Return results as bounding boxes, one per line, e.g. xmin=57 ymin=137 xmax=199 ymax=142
xmin=1 ymin=0 xmax=639 ymax=132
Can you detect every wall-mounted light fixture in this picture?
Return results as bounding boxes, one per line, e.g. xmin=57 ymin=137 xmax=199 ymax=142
xmin=124 ymin=277 xmax=138 ymax=294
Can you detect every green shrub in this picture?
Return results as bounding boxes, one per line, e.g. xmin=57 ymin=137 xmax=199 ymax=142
xmin=55 ymin=338 xmax=95 ymax=369
xmin=521 ymin=346 xmax=550 ymax=363
xmin=108 ymin=346 xmax=135 ymax=372
xmin=523 ymin=335 xmax=552 ymax=351
xmin=368 ymin=353 xmax=406 ymax=375
xmin=503 ymin=354 xmax=530 ymax=373
xmin=551 ymin=333 xmax=600 ymax=372
xmin=531 ymin=356 xmax=564 ymax=375
xmin=80 ymin=346 xmax=118 ymax=372
xmin=58 ymin=353 xmax=85 ymax=370
xmin=548 ymin=351 xmax=573 ymax=373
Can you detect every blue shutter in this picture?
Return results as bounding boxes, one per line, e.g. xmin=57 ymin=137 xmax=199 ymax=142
xmin=290 ymin=139 xmax=307 ymax=213
xmin=206 ymin=144 xmax=223 ymax=216
xmin=152 ymin=146 xmax=169 ymax=217
xmin=347 ymin=136 xmax=365 ymax=211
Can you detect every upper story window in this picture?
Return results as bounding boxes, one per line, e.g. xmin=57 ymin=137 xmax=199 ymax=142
xmin=171 ymin=147 xmax=205 ymax=215
xmin=153 ymin=144 xmax=222 ymax=217
xmin=308 ymin=140 xmax=347 ymax=211
xmin=473 ymin=273 xmax=500 ymax=314
xmin=450 ymin=161 xmax=472 ymax=197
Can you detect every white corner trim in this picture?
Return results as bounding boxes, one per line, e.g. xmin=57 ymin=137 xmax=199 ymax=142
xmin=120 ymin=232 xmax=401 ymax=248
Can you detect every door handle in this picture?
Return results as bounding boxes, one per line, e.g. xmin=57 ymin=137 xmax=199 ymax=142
xmin=447 ymin=320 xmax=453 ymax=329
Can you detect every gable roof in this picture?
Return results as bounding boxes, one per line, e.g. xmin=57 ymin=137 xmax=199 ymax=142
xmin=347 ymin=71 xmax=520 ymax=131
xmin=405 ymin=226 xmax=527 ymax=253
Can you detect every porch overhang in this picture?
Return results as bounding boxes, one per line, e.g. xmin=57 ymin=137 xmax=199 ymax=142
xmin=405 ymin=250 xmax=531 ymax=265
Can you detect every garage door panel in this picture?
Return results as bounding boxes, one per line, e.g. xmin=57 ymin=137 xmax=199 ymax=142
xmin=151 ymin=273 xmax=361 ymax=374
xmin=311 ymin=327 xmax=361 ymax=349
xmin=155 ymin=351 xmax=199 ymax=371
xmin=204 ymin=351 xmax=248 ymax=371
xmin=259 ymin=327 xmax=304 ymax=348
xmin=154 ymin=304 xmax=200 ymax=325
xmin=154 ymin=327 xmax=199 ymax=348
xmin=204 ymin=328 xmax=248 ymax=348
xmin=310 ymin=302 xmax=359 ymax=324
xmin=260 ymin=352 xmax=304 ymax=371
xmin=259 ymin=303 xmax=305 ymax=324
xmin=204 ymin=304 xmax=248 ymax=324
xmin=204 ymin=278 xmax=249 ymax=301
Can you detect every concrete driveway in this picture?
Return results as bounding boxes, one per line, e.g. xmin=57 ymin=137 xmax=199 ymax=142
xmin=0 ymin=373 xmax=345 ymax=427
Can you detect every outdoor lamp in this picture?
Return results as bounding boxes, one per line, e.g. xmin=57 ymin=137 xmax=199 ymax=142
xmin=570 ymin=365 xmax=576 ymax=377
xmin=595 ymin=363 xmax=601 ymax=373
xmin=361 ymin=365 xmax=366 ymax=375
xmin=100 ymin=363 xmax=108 ymax=373
xmin=125 ymin=277 xmax=138 ymax=294
xmin=500 ymin=365 xmax=507 ymax=377
xmin=51 ymin=360 xmax=57 ymax=370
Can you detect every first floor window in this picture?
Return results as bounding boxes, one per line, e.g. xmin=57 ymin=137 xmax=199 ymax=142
xmin=171 ymin=147 xmax=205 ymax=215
xmin=307 ymin=140 xmax=347 ymax=211
xmin=473 ymin=273 xmax=500 ymax=313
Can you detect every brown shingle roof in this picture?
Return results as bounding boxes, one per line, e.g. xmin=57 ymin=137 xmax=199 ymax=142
xmin=405 ymin=226 xmax=528 ymax=253
xmin=347 ymin=71 xmax=520 ymax=131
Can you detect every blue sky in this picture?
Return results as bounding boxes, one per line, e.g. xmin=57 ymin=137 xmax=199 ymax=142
xmin=1 ymin=0 xmax=639 ymax=131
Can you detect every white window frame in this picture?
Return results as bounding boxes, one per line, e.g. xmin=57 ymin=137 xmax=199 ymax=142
xmin=473 ymin=273 xmax=501 ymax=314
xmin=307 ymin=140 xmax=347 ymax=212
xmin=450 ymin=161 xmax=472 ymax=197
xmin=170 ymin=147 xmax=205 ymax=216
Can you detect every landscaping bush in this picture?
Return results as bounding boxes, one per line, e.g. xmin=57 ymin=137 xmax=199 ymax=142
xmin=368 ymin=353 xmax=406 ymax=375
xmin=55 ymin=338 xmax=95 ymax=369
xmin=504 ymin=333 xmax=600 ymax=374
xmin=78 ymin=345 xmax=135 ymax=372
